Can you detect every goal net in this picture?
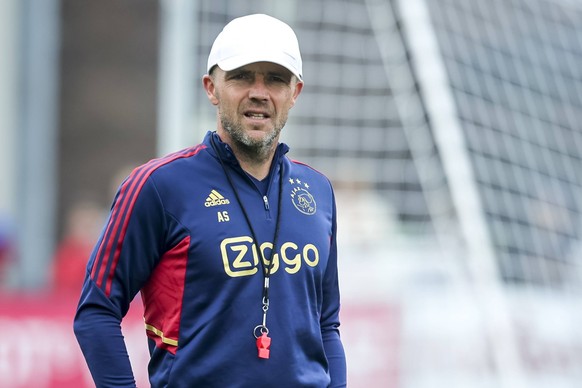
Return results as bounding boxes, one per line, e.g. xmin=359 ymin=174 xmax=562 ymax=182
xmin=173 ymin=0 xmax=582 ymax=386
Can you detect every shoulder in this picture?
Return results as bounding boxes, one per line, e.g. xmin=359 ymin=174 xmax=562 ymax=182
xmin=115 ymin=144 xmax=208 ymax=200
xmin=133 ymin=144 xmax=208 ymax=182
xmin=286 ymin=157 xmax=332 ymax=186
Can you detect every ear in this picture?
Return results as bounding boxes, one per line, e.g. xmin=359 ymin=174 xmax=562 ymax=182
xmin=289 ymin=80 xmax=304 ymax=108
xmin=202 ymin=75 xmax=219 ymax=106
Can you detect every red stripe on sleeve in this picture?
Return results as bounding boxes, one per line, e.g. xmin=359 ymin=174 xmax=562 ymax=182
xmin=90 ymin=145 xmax=205 ymax=296
xmin=91 ymin=164 xmax=148 ymax=284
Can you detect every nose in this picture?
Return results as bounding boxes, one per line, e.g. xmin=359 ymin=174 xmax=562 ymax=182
xmin=248 ymin=76 xmax=269 ymax=101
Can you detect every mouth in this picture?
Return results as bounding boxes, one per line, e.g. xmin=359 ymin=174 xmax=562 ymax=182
xmin=244 ymin=110 xmax=270 ymax=120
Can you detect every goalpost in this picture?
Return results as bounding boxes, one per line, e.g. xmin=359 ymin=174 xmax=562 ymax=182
xmin=373 ymin=0 xmax=526 ymax=386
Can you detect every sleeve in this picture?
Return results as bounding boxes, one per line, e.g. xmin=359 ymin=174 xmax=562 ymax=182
xmin=320 ymin=190 xmax=347 ymax=388
xmin=73 ymin=174 xmax=166 ymax=387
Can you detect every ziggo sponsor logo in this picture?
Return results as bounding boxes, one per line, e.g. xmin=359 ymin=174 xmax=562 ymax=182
xmin=220 ymin=236 xmax=320 ymax=277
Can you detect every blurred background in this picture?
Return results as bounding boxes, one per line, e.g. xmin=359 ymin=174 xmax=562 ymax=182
xmin=1 ymin=0 xmax=581 ymax=387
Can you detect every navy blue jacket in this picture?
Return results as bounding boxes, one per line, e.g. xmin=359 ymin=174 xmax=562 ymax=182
xmin=74 ymin=131 xmax=346 ymax=387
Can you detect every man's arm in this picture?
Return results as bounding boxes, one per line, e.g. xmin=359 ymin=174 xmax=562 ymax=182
xmin=322 ymin=328 xmax=347 ymax=388
xmin=73 ymin=172 xmax=166 ymax=387
xmin=321 ymin=192 xmax=347 ymax=387
xmin=74 ymin=279 xmax=137 ymax=387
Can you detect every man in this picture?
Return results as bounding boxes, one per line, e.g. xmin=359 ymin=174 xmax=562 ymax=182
xmin=74 ymin=14 xmax=347 ymax=387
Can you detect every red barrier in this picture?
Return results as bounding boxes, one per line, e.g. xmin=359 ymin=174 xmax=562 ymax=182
xmin=0 ymin=293 xmax=400 ymax=388
xmin=0 ymin=293 xmax=149 ymax=388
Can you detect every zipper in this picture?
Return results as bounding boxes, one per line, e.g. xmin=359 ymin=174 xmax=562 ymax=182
xmin=215 ymin=136 xmax=278 ymax=218
xmin=208 ymin=134 xmax=284 ymax=348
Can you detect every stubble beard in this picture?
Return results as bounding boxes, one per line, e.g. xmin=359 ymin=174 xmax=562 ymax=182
xmin=219 ymin=111 xmax=286 ymax=163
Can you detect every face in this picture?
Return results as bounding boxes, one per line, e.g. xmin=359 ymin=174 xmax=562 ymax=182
xmin=203 ymin=62 xmax=303 ymax=161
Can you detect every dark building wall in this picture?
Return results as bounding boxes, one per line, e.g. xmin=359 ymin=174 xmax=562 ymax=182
xmin=58 ymin=0 xmax=159 ymax=237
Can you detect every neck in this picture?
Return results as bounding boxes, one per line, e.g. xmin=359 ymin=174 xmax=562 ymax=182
xmin=233 ymin=148 xmax=274 ymax=180
xmin=215 ymin=130 xmax=278 ymax=180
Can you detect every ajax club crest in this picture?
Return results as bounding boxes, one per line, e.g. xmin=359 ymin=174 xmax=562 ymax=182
xmin=289 ymin=177 xmax=316 ymax=215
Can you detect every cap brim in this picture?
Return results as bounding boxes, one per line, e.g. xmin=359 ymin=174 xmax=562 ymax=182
xmin=217 ymin=52 xmax=302 ymax=81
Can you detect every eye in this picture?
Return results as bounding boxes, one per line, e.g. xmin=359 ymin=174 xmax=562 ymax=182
xmin=268 ymin=74 xmax=290 ymax=84
xmin=228 ymin=71 xmax=251 ymax=81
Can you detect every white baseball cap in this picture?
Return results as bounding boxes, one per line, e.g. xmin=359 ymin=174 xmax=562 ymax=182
xmin=207 ymin=14 xmax=303 ymax=81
